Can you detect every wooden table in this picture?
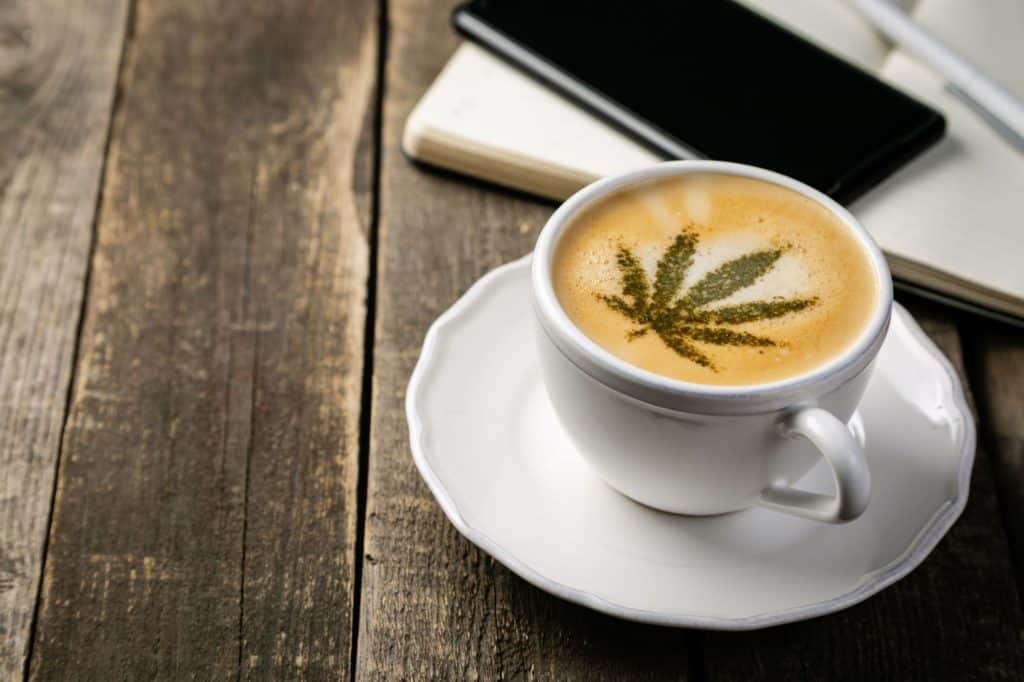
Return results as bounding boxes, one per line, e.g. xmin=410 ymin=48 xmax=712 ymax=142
xmin=4 ymin=1 xmax=1024 ymax=678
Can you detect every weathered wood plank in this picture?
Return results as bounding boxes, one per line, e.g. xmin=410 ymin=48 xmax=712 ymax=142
xmin=357 ymin=0 xmax=692 ymax=678
xmin=0 ymin=0 xmax=129 ymax=676
xmin=29 ymin=0 xmax=377 ymax=678
xmin=701 ymin=301 xmax=1024 ymax=680
xmin=967 ymin=321 xmax=1024 ymax=593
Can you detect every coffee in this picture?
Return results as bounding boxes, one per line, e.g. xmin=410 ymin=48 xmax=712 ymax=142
xmin=552 ymin=173 xmax=878 ymax=386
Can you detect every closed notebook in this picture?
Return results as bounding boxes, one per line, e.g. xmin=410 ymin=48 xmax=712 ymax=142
xmin=403 ymin=0 xmax=1024 ymax=321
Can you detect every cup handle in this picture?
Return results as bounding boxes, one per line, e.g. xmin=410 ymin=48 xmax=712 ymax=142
xmin=756 ymin=407 xmax=871 ymax=524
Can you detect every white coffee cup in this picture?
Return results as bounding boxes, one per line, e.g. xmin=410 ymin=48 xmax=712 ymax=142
xmin=531 ymin=161 xmax=892 ymax=523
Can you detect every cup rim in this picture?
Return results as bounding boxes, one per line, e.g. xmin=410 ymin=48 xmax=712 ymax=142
xmin=531 ymin=160 xmax=894 ymax=415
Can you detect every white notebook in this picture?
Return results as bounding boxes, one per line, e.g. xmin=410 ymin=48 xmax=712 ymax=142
xmin=403 ymin=0 xmax=1024 ymax=320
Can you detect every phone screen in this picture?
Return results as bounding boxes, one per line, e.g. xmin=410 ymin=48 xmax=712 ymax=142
xmin=453 ymin=0 xmax=944 ymax=203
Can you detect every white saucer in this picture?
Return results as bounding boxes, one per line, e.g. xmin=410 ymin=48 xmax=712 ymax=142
xmin=407 ymin=256 xmax=975 ymax=630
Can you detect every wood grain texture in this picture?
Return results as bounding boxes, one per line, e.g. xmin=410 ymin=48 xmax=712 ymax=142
xmin=701 ymin=301 xmax=1024 ymax=681
xmin=356 ymin=0 xmax=693 ymax=678
xmin=967 ymin=321 xmax=1024 ymax=593
xmin=28 ymin=0 xmax=377 ymax=678
xmin=0 ymin=0 xmax=129 ymax=676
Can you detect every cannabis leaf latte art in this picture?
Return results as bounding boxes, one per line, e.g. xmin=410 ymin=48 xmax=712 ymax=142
xmin=552 ymin=174 xmax=878 ymax=385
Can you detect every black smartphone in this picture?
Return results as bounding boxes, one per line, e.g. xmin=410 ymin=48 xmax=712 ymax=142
xmin=452 ymin=0 xmax=945 ymax=204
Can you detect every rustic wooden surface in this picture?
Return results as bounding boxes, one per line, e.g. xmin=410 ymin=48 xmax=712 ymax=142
xmin=3 ymin=0 xmax=1023 ymax=679
xmin=0 ymin=0 xmax=129 ymax=677
xmin=968 ymin=325 xmax=1024 ymax=593
xmin=25 ymin=0 xmax=378 ymax=679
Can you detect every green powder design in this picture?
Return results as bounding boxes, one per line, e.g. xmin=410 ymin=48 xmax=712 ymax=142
xmin=598 ymin=228 xmax=817 ymax=370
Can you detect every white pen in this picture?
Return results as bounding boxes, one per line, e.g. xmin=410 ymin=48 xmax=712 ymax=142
xmin=846 ymin=0 xmax=1024 ymax=152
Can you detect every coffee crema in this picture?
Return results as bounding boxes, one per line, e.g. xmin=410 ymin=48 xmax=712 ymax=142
xmin=552 ymin=173 xmax=878 ymax=386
